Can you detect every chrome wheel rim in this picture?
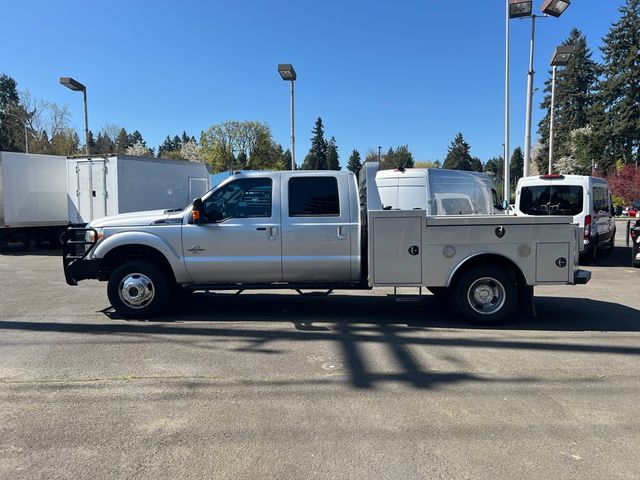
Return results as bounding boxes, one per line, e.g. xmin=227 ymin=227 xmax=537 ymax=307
xmin=467 ymin=277 xmax=506 ymax=316
xmin=119 ymin=273 xmax=155 ymax=309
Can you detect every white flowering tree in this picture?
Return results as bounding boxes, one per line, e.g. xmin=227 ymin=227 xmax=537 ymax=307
xmin=125 ymin=141 xmax=153 ymax=157
xmin=180 ymin=140 xmax=202 ymax=162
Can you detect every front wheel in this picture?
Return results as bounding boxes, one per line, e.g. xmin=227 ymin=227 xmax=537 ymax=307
xmin=451 ymin=266 xmax=517 ymax=325
xmin=107 ymin=260 xmax=171 ymax=318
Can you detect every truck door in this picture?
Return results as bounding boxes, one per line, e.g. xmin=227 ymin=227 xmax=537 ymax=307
xmin=181 ymin=176 xmax=282 ymax=284
xmin=75 ymin=160 xmax=107 ymax=222
xmin=281 ymin=175 xmax=352 ymax=283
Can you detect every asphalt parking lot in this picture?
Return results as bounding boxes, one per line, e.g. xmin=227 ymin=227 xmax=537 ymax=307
xmin=1 ymin=225 xmax=639 ymax=480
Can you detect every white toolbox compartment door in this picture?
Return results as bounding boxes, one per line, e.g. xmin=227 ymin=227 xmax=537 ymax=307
xmin=372 ymin=216 xmax=422 ymax=285
xmin=536 ymin=242 xmax=570 ymax=283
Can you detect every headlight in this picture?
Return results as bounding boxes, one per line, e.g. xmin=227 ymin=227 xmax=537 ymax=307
xmin=85 ymin=228 xmax=104 ymax=243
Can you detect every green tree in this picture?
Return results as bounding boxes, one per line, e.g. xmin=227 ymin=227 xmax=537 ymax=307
xmin=535 ymin=29 xmax=599 ymax=174
xmin=327 ymin=136 xmax=340 ymax=170
xmin=347 ymin=149 xmax=362 ymax=176
xmin=200 ymin=121 xmax=272 ymax=172
xmin=115 ymin=128 xmax=130 ymax=154
xmin=281 ymin=149 xmax=292 ymax=170
xmin=0 ymin=73 xmax=22 ymax=152
xmin=301 ymin=117 xmax=328 ymax=170
xmin=95 ymin=132 xmax=115 ymax=154
xmin=443 ymin=133 xmax=473 ymax=170
xmin=380 ymin=145 xmax=415 ymax=170
xmin=510 ymin=147 xmax=524 ymax=189
xmin=598 ymin=0 xmax=640 ymax=167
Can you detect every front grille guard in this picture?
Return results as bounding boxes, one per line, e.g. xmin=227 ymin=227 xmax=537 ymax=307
xmin=62 ymin=223 xmax=97 ymax=264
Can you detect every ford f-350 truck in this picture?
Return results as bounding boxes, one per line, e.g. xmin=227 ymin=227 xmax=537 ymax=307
xmin=62 ymin=162 xmax=590 ymax=323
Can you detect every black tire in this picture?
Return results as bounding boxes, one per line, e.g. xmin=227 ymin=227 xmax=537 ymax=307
xmin=451 ymin=266 xmax=517 ymax=325
xmin=107 ymin=260 xmax=171 ymax=319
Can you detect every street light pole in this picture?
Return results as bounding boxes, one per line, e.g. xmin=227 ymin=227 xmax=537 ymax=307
xmin=378 ymin=146 xmax=381 ymax=162
xmin=59 ymin=77 xmax=90 ymax=155
xmin=5 ymin=111 xmax=29 ymax=154
xmin=523 ymin=15 xmax=537 ymax=177
xmin=548 ymin=65 xmax=557 ymax=174
xmin=547 ymin=45 xmax=575 ymax=174
xmin=290 ymin=79 xmax=295 ymax=170
xmin=278 ymin=64 xmax=297 ymax=170
xmin=504 ymin=0 xmax=511 ymax=205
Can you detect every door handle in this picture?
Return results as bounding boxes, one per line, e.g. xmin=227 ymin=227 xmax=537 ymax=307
xmin=337 ymin=226 xmax=347 ymax=238
xmin=268 ymin=226 xmax=279 ymax=240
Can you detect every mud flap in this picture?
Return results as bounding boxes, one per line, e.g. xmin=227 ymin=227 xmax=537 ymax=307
xmin=518 ymin=284 xmax=537 ymax=318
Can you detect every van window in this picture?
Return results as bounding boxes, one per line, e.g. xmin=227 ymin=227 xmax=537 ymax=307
xmin=520 ymin=185 xmax=583 ymax=216
xmin=593 ymin=187 xmax=609 ymax=212
xmin=289 ymin=177 xmax=340 ymax=216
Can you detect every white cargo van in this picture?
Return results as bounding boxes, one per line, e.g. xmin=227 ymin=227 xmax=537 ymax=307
xmin=375 ymin=168 xmax=502 ymax=215
xmin=515 ymin=174 xmax=615 ymax=261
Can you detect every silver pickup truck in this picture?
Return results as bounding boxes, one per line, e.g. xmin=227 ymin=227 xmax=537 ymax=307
xmin=63 ymin=162 xmax=590 ymax=323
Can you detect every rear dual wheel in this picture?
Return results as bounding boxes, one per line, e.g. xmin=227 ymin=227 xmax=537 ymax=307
xmin=451 ymin=266 xmax=517 ymax=325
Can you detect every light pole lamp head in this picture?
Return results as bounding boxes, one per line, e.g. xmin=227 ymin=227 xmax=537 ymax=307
xmin=541 ymin=0 xmax=571 ymax=17
xmin=509 ymin=0 xmax=533 ymax=18
xmin=550 ymin=45 xmax=575 ymax=66
xmin=278 ymin=64 xmax=296 ymax=81
xmin=59 ymin=77 xmax=86 ymax=92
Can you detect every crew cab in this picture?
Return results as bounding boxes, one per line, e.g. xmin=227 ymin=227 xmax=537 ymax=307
xmin=63 ymin=162 xmax=591 ymax=324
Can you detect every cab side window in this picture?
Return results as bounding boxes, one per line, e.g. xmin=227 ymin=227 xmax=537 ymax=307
xmin=203 ymin=178 xmax=272 ymax=221
xmin=288 ymin=177 xmax=340 ymax=217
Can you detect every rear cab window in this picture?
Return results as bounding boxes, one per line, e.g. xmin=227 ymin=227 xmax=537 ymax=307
xmin=519 ymin=185 xmax=584 ymax=216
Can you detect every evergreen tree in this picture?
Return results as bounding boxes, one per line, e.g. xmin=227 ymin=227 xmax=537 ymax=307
xmin=535 ymin=29 xmax=599 ymax=174
xmin=157 ymin=135 xmax=174 ymax=157
xmin=95 ymin=132 xmax=114 ymax=154
xmin=0 ymin=73 xmax=22 ymax=151
xmin=326 ymin=136 xmax=340 ymax=170
xmin=347 ymin=149 xmax=362 ymax=176
xmin=115 ymin=128 xmax=130 ymax=154
xmin=301 ymin=117 xmax=328 ymax=170
xmin=443 ymin=133 xmax=473 ymax=170
xmin=281 ymin=149 xmax=292 ymax=170
xmin=129 ymin=130 xmax=146 ymax=148
xmin=470 ymin=157 xmax=483 ymax=172
xmin=380 ymin=145 xmax=415 ymax=169
xmin=86 ymin=130 xmax=96 ymax=154
xmin=510 ymin=147 xmax=524 ymax=190
xmin=598 ymin=0 xmax=640 ymax=166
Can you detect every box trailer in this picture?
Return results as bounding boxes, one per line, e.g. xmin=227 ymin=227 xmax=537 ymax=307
xmin=0 ymin=151 xmax=68 ymax=247
xmin=67 ymin=154 xmax=210 ymax=223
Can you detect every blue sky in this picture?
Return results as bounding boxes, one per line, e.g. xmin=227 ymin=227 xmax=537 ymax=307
xmin=1 ymin=0 xmax=626 ymax=165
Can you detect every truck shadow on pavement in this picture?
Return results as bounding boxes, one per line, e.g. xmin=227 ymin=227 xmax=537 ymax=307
xmin=135 ymin=292 xmax=640 ymax=333
xmin=2 ymin=293 xmax=639 ymax=391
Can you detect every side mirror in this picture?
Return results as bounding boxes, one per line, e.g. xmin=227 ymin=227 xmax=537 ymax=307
xmin=192 ymin=198 xmax=205 ymax=224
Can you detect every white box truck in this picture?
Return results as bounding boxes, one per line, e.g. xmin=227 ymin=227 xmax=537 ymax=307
xmin=0 ymin=151 xmax=68 ymax=247
xmin=67 ymin=154 xmax=210 ymax=223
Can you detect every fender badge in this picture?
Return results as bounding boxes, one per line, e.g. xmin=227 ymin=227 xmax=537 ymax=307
xmin=495 ymin=226 xmax=506 ymax=238
xmin=188 ymin=245 xmax=205 ymax=255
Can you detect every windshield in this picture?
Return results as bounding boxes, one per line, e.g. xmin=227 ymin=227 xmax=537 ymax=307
xmin=519 ymin=185 xmax=584 ymax=216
